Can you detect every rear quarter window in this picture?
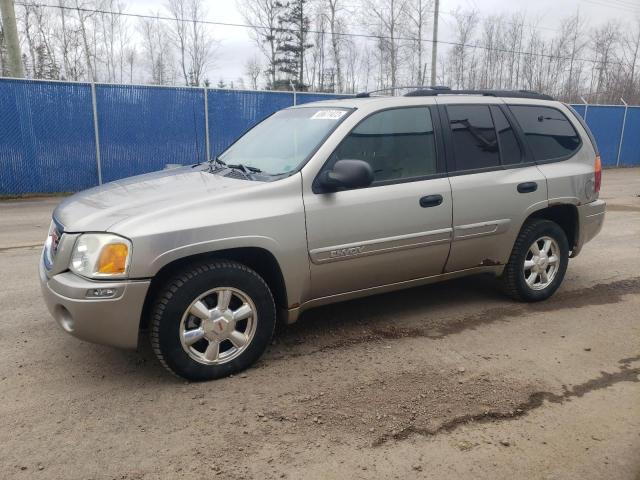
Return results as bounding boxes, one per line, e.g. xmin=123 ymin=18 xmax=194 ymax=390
xmin=508 ymin=105 xmax=581 ymax=161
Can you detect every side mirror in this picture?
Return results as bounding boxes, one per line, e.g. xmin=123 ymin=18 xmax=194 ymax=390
xmin=317 ymin=159 xmax=374 ymax=192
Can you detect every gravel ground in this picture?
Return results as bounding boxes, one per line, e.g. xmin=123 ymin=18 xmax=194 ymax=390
xmin=0 ymin=168 xmax=639 ymax=480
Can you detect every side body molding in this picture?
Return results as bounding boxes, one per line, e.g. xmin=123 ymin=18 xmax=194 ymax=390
xmin=309 ymin=228 xmax=453 ymax=264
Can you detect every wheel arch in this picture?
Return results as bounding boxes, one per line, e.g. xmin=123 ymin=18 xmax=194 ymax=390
xmin=140 ymin=247 xmax=288 ymax=329
xmin=524 ymin=204 xmax=579 ymax=252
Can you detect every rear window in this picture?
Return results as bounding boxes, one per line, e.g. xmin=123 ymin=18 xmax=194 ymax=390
xmin=565 ymin=104 xmax=599 ymax=155
xmin=508 ymin=105 xmax=581 ymax=161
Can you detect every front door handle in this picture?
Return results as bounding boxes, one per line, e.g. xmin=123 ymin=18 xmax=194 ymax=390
xmin=517 ymin=182 xmax=538 ymax=193
xmin=419 ymin=194 xmax=443 ymax=208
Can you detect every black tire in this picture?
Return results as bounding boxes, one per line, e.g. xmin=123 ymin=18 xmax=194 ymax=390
xmin=501 ymin=219 xmax=569 ymax=302
xmin=150 ymin=260 xmax=276 ymax=381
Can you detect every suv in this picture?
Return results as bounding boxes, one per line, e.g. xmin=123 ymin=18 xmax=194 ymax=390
xmin=39 ymin=89 xmax=606 ymax=380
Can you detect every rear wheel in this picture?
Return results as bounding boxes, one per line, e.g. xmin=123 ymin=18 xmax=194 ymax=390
xmin=501 ymin=219 xmax=569 ymax=302
xmin=150 ymin=260 xmax=276 ymax=381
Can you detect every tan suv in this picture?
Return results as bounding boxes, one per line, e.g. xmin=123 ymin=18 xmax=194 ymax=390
xmin=40 ymin=88 xmax=606 ymax=380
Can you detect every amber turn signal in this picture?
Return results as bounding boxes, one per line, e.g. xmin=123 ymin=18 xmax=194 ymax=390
xmin=97 ymin=243 xmax=129 ymax=274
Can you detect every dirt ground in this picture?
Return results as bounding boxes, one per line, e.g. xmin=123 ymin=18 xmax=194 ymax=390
xmin=0 ymin=168 xmax=639 ymax=480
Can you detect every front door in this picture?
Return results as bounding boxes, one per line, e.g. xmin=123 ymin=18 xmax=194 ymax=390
xmin=302 ymin=106 xmax=453 ymax=299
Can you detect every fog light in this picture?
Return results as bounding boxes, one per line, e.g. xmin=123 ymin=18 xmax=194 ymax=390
xmin=55 ymin=305 xmax=74 ymax=332
xmin=86 ymin=288 xmax=117 ymax=298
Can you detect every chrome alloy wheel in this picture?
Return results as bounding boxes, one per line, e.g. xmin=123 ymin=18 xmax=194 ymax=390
xmin=179 ymin=287 xmax=257 ymax=365
xmin=523 ymin=236 xmax=560 ymax=290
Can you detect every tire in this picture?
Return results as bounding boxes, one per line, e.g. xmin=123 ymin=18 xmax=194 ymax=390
xmin=501 ymin=219 xmax=569 ymax=302
xmin=150 ymin=260 xmax=276 ymax=381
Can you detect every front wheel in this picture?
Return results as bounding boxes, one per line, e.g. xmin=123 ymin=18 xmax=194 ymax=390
xmin=501 ymin=219 xmax=569 ymax=302
xmin=150 ymin=260 xmax=276 ymax=381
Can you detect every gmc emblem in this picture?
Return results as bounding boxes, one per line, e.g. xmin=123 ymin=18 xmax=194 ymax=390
xmin=330 ymin=246 xmax=365 ymax=258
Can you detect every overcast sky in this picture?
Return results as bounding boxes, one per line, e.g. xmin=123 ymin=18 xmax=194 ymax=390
xmin=125 ymin=0 xmax=634 ymax=83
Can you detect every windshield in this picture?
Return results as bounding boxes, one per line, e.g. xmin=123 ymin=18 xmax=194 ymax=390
xmin=218 ymin=107 xmax=351 ymax=175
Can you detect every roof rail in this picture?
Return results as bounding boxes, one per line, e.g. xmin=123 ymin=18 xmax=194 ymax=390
xmin=404 ymin=89 xmax=554 ymax=100
xmin=355 ymin=85 xmax=451 ymax=98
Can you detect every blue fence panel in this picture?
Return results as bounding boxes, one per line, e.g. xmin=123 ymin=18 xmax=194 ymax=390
xmin=296 ymin=92 xmax=346 ymax=104
xmin=2 ymin=78 xmax=638 ymax=196
xmin=570 ymin=104 xmax=626 ymax=167
xmin=618 ymin=107 xmax=640 ymax=167
xmin=0 ymin=79 xmax=97 ymax=195
xmin=208 ymin=89 xmax=294 ymax=158
xmin=96 ymin=84 xmax=206 ymax=183
xmin=570 ymin=104 xmax=586 ymax=117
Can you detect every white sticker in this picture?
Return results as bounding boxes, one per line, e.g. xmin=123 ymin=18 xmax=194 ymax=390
xmin=311 ymin=109 xmax=347 ymax=120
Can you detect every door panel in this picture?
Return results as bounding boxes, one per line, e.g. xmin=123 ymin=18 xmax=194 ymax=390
xmin=439 ymin=102 xmax=549 ymax=272
xmin=445 ymin=167 xmax=547 ymax=272
xmin=304 ymin=178 xmax=453 ymax=299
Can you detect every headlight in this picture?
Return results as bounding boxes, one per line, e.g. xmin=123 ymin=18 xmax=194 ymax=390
xmin=43 ymin=220 xmax=62 ymax=270
xmin=70 ymin=234 xmax=132 ymax=279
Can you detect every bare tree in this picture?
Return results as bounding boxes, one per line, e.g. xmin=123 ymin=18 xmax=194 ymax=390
xmin=591 ymin=21 xmax=620 ymax=103
xmin=139 ymin=13 xmax=175 ymax=85
xmin=18 ymin=3 xmax=38 ymax=77
xmin=187 ymin=0 xmax=216 ymax=85
xmin=307 ymin=5 xmax=327 ymax=91
xmin=238 ymin=0 xmax=284 ymax=88
xmin=0 ymin=16 xmax=7 ymax=75
xmin=445 ymin=9 xmax=478 ymax=89
xmin=343 ymin=36 xmax=362 ymax=92
xmin=166 ymin=0 xmax=189 ymax=84
xmin=363 ymin=0 xmax=407 ymax=89
xmin=69 ymin=0 xmax=98 ymax=81
xmin=621 ymin=17 xmax=640 ymax=102
xmin=5 ymin=0 xmax=640 ymax=102
xmin=325 ymin=0 xmax=345 ymax=91
xmin=166 ymin=0 xmax=216 ymax=86
xmin=403 ymin=0 xmax=432 ymax=86
xmin=245 ymin=55 xmax=262 ymax=89
xmin=125 ymin=45 xmax=135 ymax=82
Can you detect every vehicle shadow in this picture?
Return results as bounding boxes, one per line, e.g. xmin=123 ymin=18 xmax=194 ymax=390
xmin=63 ymin=273 xmax=506 ymax=384
xmin=275 ymin=273 xmax=506 ymax=347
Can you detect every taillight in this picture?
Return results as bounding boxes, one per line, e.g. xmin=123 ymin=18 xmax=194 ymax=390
xmin=594 ymin=155 xmax=602 ymax=193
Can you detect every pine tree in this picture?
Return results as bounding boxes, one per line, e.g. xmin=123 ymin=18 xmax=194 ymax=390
xmin=34 ymin=43 xmax=60 ymax=79
xmin=275 ymin=0 xmax=312 ymax=89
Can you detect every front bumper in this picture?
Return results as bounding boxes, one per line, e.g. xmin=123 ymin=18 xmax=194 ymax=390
xmin=572 ymin=199 xmax=606 ymax=257
xmin=39 ymin=260 xmax=150 ymax=349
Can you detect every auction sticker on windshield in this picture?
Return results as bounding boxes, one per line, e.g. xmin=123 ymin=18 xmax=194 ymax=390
xmin=311 ymin=109 xmax=347 ymax=120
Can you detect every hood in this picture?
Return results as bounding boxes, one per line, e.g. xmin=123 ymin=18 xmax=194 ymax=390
xmin=54 ymin=166 xmax=258 ymax=232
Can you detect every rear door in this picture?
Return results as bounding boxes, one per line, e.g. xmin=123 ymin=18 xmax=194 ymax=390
xmin=438 ymin=101 xmax=548 ymax=272
xmin=508 ymin=103 xmax=595 ymax=206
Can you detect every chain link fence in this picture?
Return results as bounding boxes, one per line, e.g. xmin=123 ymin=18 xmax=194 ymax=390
xmin=0 ymin=78 xmax=638 ymax=195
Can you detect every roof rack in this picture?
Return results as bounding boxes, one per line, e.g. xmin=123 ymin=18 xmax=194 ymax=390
xmin=355 ymin=85 xmax=451 ymax=98
xmin=404 ymin=88 xmax=554 ymax=100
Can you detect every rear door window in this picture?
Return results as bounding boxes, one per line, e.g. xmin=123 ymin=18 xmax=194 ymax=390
xmin=508 ymin=105 xmax=581 ymax=161
xmin=491 ymin=106 xmax=523 ymax=165
xmin=446 ymin=105 xmax=500 ymax=171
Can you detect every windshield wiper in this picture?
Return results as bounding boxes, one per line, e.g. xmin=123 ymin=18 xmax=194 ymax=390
xmin=208 ymin=156 xmax=263 ymax=178
xmin=226 ymin=163 xmax=263 ymax=174
xmin=208 ymin=156 xmax=227 ymax=171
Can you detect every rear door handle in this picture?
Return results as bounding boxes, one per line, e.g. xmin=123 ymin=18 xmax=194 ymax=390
xmin=419 ymin=194 xmax=443 ymax=208
xmin=517 ymin=182 xmax=538 ymax=193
